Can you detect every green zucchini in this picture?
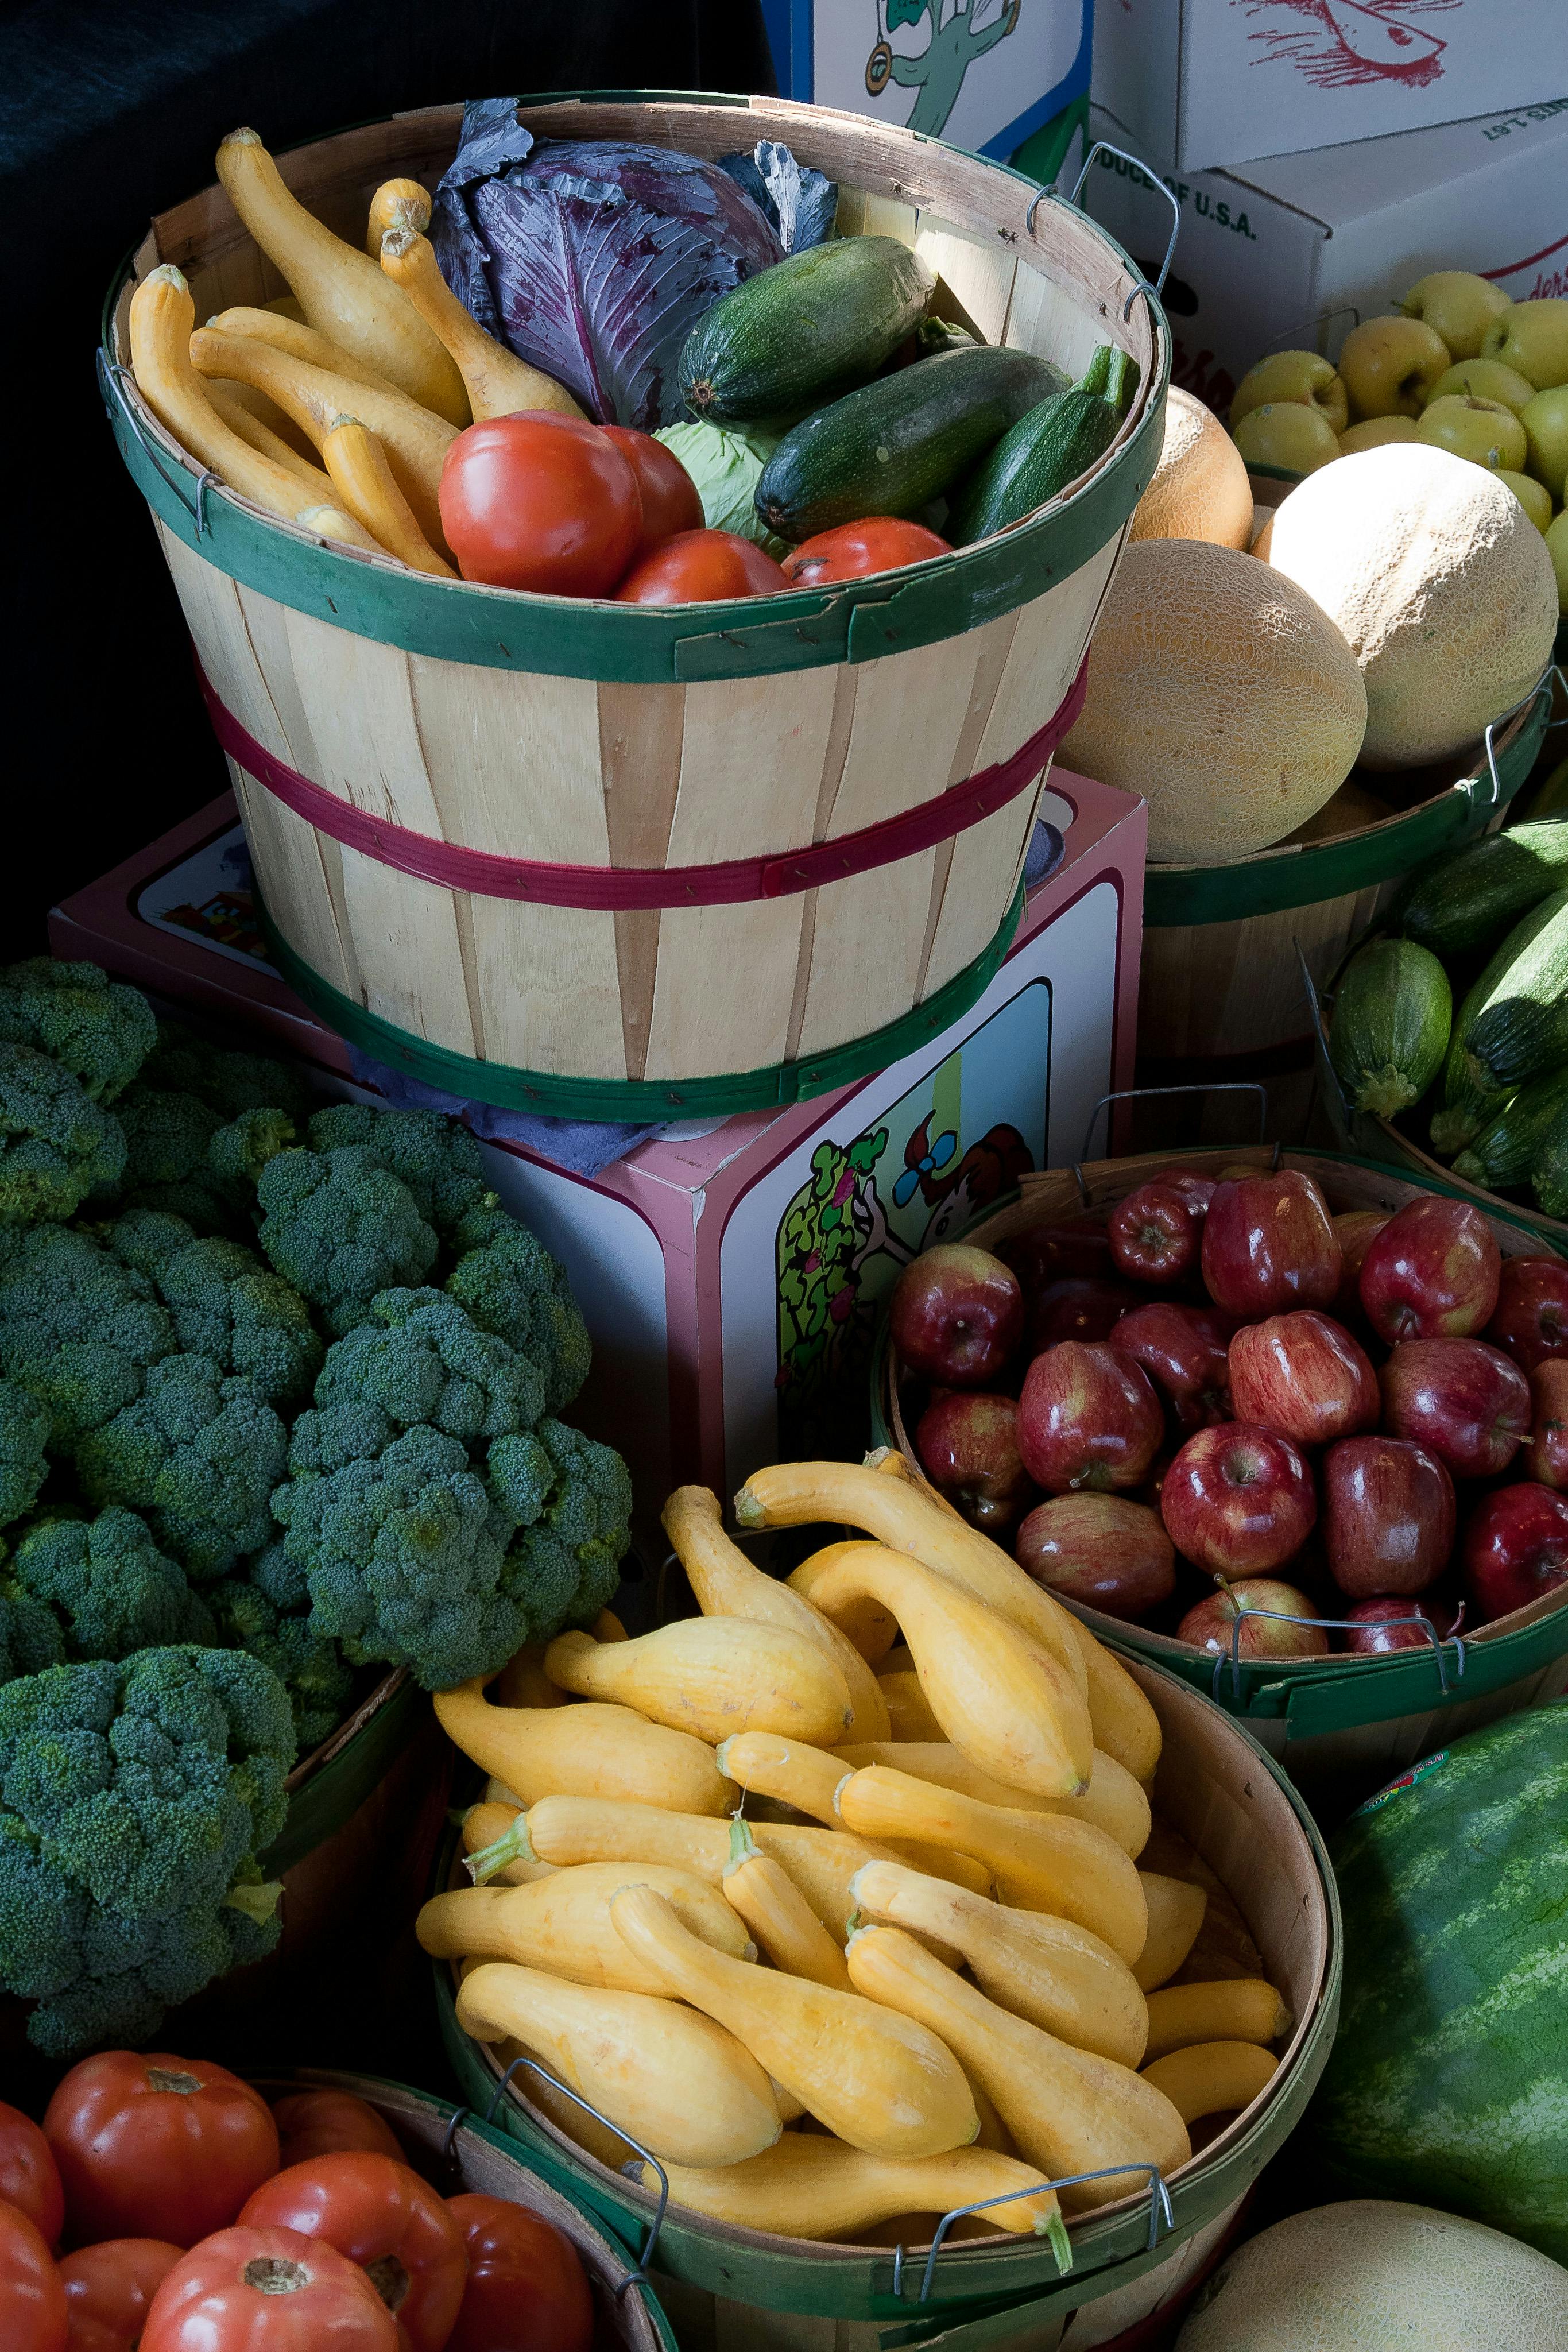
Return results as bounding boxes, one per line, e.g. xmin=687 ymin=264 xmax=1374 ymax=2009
xmin=1532 ymin=1117 xmax=1568 ymax=1218
xmin=1328 ymin=938 xmax=1451 ymax=1119
xmin=947 ymin=344 xmax=1140 ymax=544
xmin=1462 ymin=889 xmax=1568 ymax=1093
xmin=679 ymin=237 xmax=936 ymax=424
xmin=1398 ymin=821 xmax=1568 ymax=955
xmin=755 ymin=345 xmax=1067 ymax=544
xmin=1452 ymin=1067 xmax=1568 ymax=1191
xmin=1430 ymin=964 xmax=1514 ymax=1158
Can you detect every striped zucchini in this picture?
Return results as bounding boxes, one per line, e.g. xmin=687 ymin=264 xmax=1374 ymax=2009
xmin=1452 ymin=1068 xmax=1568 ymax=1192
xmin=1399 ymin=821 xmax=1568 ymax=955
xmin=1430 ymin=890 xmax=1568 ymax=1155
xmin=1462 ymin=890 xmax=1568 ymax=1094
xmin=1329 ymin=937 xmax=1451 ymax=1119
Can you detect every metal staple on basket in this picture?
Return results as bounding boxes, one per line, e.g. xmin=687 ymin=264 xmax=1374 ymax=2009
xmin=1210 ymin=1600 xmax=1468 ymax=1707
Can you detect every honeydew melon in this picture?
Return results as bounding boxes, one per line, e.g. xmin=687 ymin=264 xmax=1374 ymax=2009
xmin=1129 ymin=386 xmax=1253 ymax=549
xmin=1176 ymin=2202 xmax=1568 ymax=2350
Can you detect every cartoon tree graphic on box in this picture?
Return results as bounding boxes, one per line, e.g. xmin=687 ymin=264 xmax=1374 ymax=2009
xmin=868 ymin=0 xmax=1021 ymax=140
xmin=776 ymin=1129 xmax=891 ymax=1462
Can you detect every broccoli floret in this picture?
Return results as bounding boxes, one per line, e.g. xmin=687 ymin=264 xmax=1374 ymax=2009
xmin=314 ymin=1287 xmax=544 ymax=1444
xmin=256 ymin=1146 xmax=438 ymax=1335
xmin=0 ymin=1227 xmax=176 ymax=1445
xmin=0 ymin=1589 xmax=65 ymax=1685
xmin=490 ymin=1418 xmax=632 ymax=1639
xmin=9 ymin=1507 xmax=214 ymax=1659
xmin=113 ymin=1084 xmax=225 ymax=1226
xmin=0 ymin=1380 xmax=49 ymax=1530
xmin=141 ymin=1024 xmax=314 ymax=1126
xmin=307 ymin=1103 xmax=492 ymax=1240
xmin=75 ymin=1357 xmax=287 ymax=1581
xmin=207 ymin=1107 xmax=296 ymax=1196
xmin=0 ymin=1643 xmax=293 ymax=2055
xmin=446 ymin=1221 xmax=591 ymax=1415
xmin=0 ymin=961 xmax=157 ymax=1105
xmin=208 ymin=1569 xmax=351 ymax=1754
xmin=0 ymin=1045 xmax=127 ymax=1226
xmin=135 ymin=1231 xmax=322 ymax=1409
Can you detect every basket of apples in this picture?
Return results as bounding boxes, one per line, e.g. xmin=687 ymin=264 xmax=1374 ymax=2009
xmin=874 ymin=1146 xmax=1568 ymax=1789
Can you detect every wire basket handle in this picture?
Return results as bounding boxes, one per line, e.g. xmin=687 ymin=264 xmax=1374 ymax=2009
xmin=891 ymin=2161 xmax=1174 ymax=2304
xmin=1210 ymin=1600 xmax=1467 ymax=1707
xmin=481 ymin=2056 xmax=671 ymax=2301
xmin=1027 ymin=143 xmax=1179 ymax=324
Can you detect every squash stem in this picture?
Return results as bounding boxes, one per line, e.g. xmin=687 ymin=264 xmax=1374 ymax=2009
xmin=1044 ymin=2207 xmax=1073 ymax=2272
xmin=723 ymin=1813 xmax=760 ymax=1877
xmin=464 ymin=1812 xmax=538 ymax=1884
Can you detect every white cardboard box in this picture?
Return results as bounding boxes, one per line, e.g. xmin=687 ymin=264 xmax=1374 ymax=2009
xmin=1093 ymin=0 xmax=1568 ymax=173
xmin=1085 ymin=93 xmax=1568 ymax=412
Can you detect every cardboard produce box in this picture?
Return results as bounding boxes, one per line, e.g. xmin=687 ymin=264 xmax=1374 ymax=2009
xmin=1085 ymin=92 xmax=1568 ymax=413
xmin=52 ymin=772 xmax=1144 ymax=1518
xmin=1093 ymin=0 xmax=1568 ymax=173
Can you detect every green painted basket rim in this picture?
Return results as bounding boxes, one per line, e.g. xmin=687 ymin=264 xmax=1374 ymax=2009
xmin=1143 ymin=682 xmax=1552 ymax=929
xmin=432 ymin=1657 xmax=1339 ymax=2326
xmin=257 ymin=874 xmax=1024 ymax=1119
xmin=260 ymin=1666 xmax=422 ymax=1875
xmin=99 ymin=92 xmax=1170 ymax=686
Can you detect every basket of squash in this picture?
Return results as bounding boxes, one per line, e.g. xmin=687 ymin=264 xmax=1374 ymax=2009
xmin=424 ymin=1467 xmax=1335 ymax=2349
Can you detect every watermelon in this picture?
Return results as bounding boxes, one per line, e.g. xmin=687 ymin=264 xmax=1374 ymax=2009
xmin=1306 ymin=1707 xmax=1568 ymax=2264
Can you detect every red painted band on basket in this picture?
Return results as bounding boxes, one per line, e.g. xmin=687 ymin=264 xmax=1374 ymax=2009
xmin=195 ymin=653 xmax=1087 ymax=912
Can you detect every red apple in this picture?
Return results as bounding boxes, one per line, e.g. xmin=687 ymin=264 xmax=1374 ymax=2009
xmin=1339 ymin=1592 xmax=1464 ymax=1655
xmin=1109 ymin=1180 xmax=1201 ymax=1286
xmin=1462 ymin=1481 xmax=1568 ymax=1624
xmin=1331 ymin=1209 xmax=1390 ymax=1322
xmin=915 ymin=1392 xmax=1036 ymax=1532
xmin=1379 ymin=1336 xmax=1531 ymax=1479
xmin=1358 ymin=1196 xmax=1501 ymax=1344
xmin=889 ymin=1244 xmax=1023 ymax=1386
xmin=1162 ymin=1168 xmax=1218 ymax=1217
xmin=1524 ymin=1358 xmax=1568 ymax=1489
xmin=1201 ymin=1171 xmax=1341 ymax=1318
xmin=1025 ymin=1274 xmax=1145 ymax=1352
xmin=1113 ymin=1302 xmax=1232 ymax=1429
xmin=1176 ymin=1577 xmax=1330 ymax=1660
xmin=1320 ymin=1434 xmax=1455 ymax=1598
xmin=1015 ymin=1492 xmax=1175 ymax=1620
xmin=1017 ymin=1341 xmax=1163 ymax=1494
xmin=1486 ymin=1254 xmax=1568 ymax=1371
xmin=1160 ymin=1421 xmax=1317 ymax=1575
xmin=1002 ymin=1221 xmax=1114 ymax=1290
xmin=1228 ymin=1310 xmax=1379 ymax=1448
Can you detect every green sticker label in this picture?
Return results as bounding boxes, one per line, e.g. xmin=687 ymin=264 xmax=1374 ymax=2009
xmin=1352 ymin=1748 xmax=1449 ymax=1819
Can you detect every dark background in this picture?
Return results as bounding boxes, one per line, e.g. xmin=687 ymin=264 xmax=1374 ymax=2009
xmin=3 ymin=0 xmax=776 ymax=956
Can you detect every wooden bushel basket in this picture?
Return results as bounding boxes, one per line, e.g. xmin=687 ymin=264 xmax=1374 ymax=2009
xmin=102 ymin=92 xmax=1168 ymax=1119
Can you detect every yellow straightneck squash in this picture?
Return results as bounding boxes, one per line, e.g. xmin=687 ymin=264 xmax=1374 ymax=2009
xmin=490 ymin=2034 xmax=634 ymax=2170
xmin=836 ymin=1740 xmax=1151 ymax=1860
xmin=322 ymin=417 xmax=454 ymax=575
xmin=878 ymin=1670 xmax=944 ymax=1742
xmin=381 ymin=227 xmax=584 ymax=421
xmin=366 ymin=175 xmax=432 ymax=257
xmin=714 ymin=1730 xmax=990 ymax=1897
xmin=1143 ymin=1979 xmax=1291 ymax=2063
xmin=215 ymin=127 xmax=469 ymax=423
xmin=206 ymin=305 xmax=405 ymax=399
xmin=417 ymin=1861 xmax=754 ymax=1990
xmin=1133 ymin=1873 xmax=1209 ymax=1993
xmin=797 ymin=1543 xmax=1092 ymax=1799
xmin=787 ymin=1544 xmax=899 ymax=1664
xmin=632 ymin=2132 xmax=1069 ymax=2254
xmin=663 ymin=1487 xmax=888 ymax=1739
xmin=722 ymin=1819 xmax=852 ymax=1990
xmin=610 ymin=1885 xmax=979 ymax=2158
xmin=203 ymin=381 xmax=329 ymax=486
xmin=433 ymin=1684 xmax=732 ymax=1815
xmin=850 ymin=1859 xmax=1148 ymax=2068
xmin=456 ymin=1960 xmax=781 ymax=2168
xmin=846 ymin=1925 xmax=1190 ymax=2209
xmin=1140 ymin=2040 xmax=1279 ymax=2125
xmin=460 ymin=1802 xmax=554 ymax=1886
xmin=838 ymin=1766 xmax=1147 ymax=1965
xmin=543 ymin=1618 xmax=853 ymax=1748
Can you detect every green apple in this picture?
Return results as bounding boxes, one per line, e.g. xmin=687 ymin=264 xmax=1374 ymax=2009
xmin=1416 ymin=394 xmax=1527 ymax=473
xmin=1338 ymin=315 xmax=1452 ymax=419
xmin=1400 ymin=270 xmax=1512 ymax=361
xmin=1339 ymin=416 xmax=1420 ymax=454
xmin=1497 ymin=469 xmax=1554 ymax=532
xmin=1520 ymin=385 xmax=1568 ymax=501
xmin=1546 ymin=510 xmax=1568 ymax=614
xmin=1424 ymin=358 xmax=1539 ymax=416
xmin=1230 ymin=350 xmax=1348 ymax=435
xmin=1232 ymin=402 xmax=1342 ymax=478
xmin=1480 ymin=298 xmax=1568 ymax=390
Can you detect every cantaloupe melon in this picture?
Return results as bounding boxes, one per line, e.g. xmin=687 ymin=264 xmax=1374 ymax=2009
xmin=1061 ymin=539 xmax=1367 ymax=864
xmin=1129 ymin=386 xmax=1253 ymax=549
xmin=1176 ymin=2200 xmax=1568 ymax=2350
xmin=1261 ymin=443 xmax=1557 ymax=771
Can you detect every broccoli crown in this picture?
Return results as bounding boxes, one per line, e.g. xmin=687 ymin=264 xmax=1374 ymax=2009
xmin=74 ymin=1356 xmax=288 ymax=1581
xmin=490 ymin=1418 xmax=632 ymax=1641
xmin=0 ymin=1226 xmax=176 ymax=1445
xmin=0 ymin=1379 xmax=49 ymax=1530
xmin=307 ymin=1103 xmax=491 ymax=1239
xmin=0 ymin=1045 xmax=127 ymax=1227
xmin=0 ymin=1588 xmax=66 ymax=1685
xmin=256 ymin=1146 xmax=439 ymax=1334
xmin=116 ymin=1084 xmax=221 ymax=1192
xmin=0 ymin=1643 xmax=293 ymax=2055
xmin=9 ymin=1507 xmax=214 ymax=1660
xmin=207 ymin=1107 xmax=296 ymax=1197
xmin=314 ymin=1287 xmax=544 ymax=1446
xmin=208 ymin=1569 xmax=352 ymax=1754
xmin=145 ymin=1234 xmax=322 ymax=1409
xmin=141 ymin=1026 xmax=314 ymax=1126
xmin=0 ymin=961 xmax=157 ymax=1105
xmin=446 ymin=1223 xmax=591 ymax=1416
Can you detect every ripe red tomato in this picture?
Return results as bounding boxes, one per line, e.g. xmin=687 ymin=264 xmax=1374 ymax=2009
xmin=44 ymin=2053 xmax=280 ymax=2250
xmin=140 ymin=2226 xmax=397 ymax=2352
xmin=781 ymin=518 xmax=951 ymax=586
xmin=240 ymin=2154 xmax=465 ymax=2352
xmin=439 ymin=412 xmax=642 ymax=595
xmin=601 ymin=427 xmax=703 ymax=557
xmin=0 ymin=2105 xmax=64 ymax=2247
xmin=59 ymin=2240 xmax=182 ymax=2352
xmin=0 ymin=2198 xmax=67 ymax=2352
xmin=615 ymin=527 xmax=788 ymax=604
xmin=270 ymin=2093 xmax=402 ymax=2172
xmin=444 ymin=2195 xmax=593 ymax=2352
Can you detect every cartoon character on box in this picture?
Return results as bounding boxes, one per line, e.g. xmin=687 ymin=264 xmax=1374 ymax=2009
xmin=866 ymin=0 xmax=1021 ymax=138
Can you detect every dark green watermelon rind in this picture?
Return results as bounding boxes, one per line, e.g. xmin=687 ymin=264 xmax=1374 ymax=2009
xmin=1305 ymin=1706 xmax=1568 ymax=2266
